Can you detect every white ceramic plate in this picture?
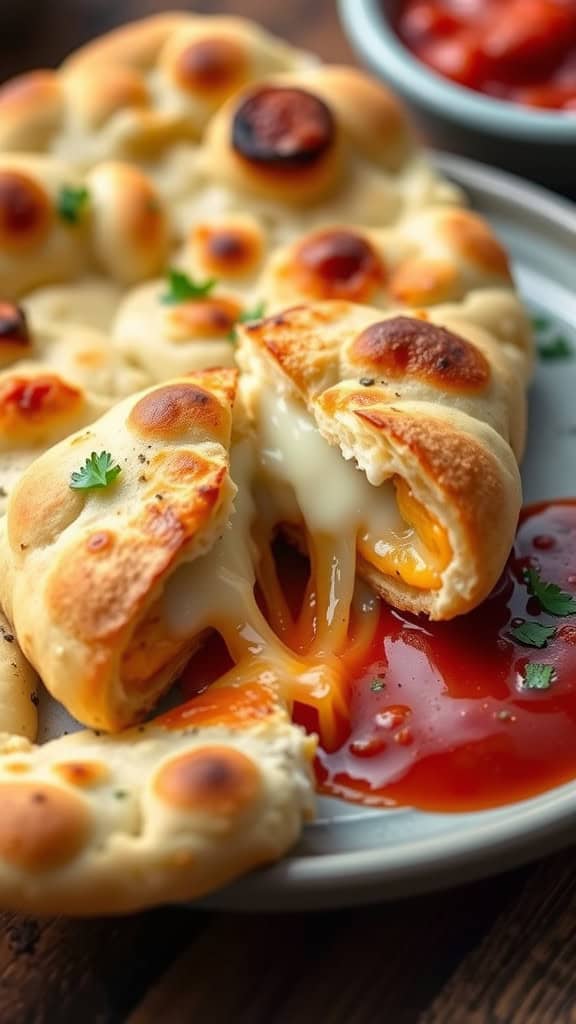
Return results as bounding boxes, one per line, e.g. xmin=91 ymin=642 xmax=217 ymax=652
xmin=199 ymin=155 xmax=576 ymax=910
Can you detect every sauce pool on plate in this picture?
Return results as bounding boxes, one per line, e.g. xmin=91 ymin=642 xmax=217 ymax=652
xmin=181 ymin=501 xmax=576 ymax=813
xmin=306 ymin=500 xmax=576 ymax=811
xmin=395 ymin=0 xmax=576 ymax=112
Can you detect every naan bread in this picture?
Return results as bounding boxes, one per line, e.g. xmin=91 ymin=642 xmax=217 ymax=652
xmin=238 ymin=301 xmax=528 ymax=620
xmin=1 ymin=369 xmax=238 ymax=730
xmin=0 ymin=680 xmax=315 ymax=915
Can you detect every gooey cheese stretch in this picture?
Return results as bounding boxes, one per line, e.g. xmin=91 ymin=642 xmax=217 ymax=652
xmin=249 ymin=386 xmax=452 ymax=652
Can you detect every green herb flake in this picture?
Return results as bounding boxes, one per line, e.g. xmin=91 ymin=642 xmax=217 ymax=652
xmin=510 ymin=620 xmax=556 ymax=649
xmin=522 ymin=662 xmax=555 ymax=690
xmin=57 ymin=184 xmax=90 ymax=224
xmin=538 ymin=337 xmax=572 ymax=361
xmin=114 ymin=789 xmax=128 ymax=800
xmin=370 ymin=678 xmax=385 ymax=692
xmin=160 ymin=268 xmax=217 ymax=305
xmin=524 ymin=567 xmax=576 ymax=616
xmin=70 ymin=451 xmax=122 ymax=491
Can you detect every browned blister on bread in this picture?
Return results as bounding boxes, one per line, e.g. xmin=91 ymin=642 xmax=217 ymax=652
xmin=237 ymin=301 xmax=527 ymax=619
xmin=0 ymin=14 xmax=311 ymax=166
xmin=0 ymin=681 xmax=315 ymax=914
xmin=1 ymin=369 xmax=238 ymax=730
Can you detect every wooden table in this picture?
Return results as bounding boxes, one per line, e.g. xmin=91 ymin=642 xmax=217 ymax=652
xmin=1 ymin=3 xmax=576 ymax=1021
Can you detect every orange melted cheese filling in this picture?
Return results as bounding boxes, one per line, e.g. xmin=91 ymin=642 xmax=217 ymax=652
xmin=358 ymin=477 xmax=452 ymax=590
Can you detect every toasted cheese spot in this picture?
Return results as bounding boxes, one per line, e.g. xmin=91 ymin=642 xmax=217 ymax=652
xmin=128 ymin=382 xmax=227 ymax=440
xmin=0 ymin=170 xmax=52 ymax=249
xmin=3 ymin=762 xmax=30 ymax=774
xmin=0 ymin=374 xmax=83 ymax=434
xmin=86 ymin=530 xmax=114 ymax=554
xmin=388 ymin=259 xmax=458 ymax=305
xmin=155 ymin=745 xmax=261 ymax=818
xmin=232 ymin=86 xmax=335 ymax=169
xmin=350 ymin=317 xmax=490 ymax=392
xmin=443 ymin=210 xmax=511 ymax=278
xmin=167 ymin=296 xmax=242 ymax=340
xmin=174 ymin=37 xmax=248 ymax=96
xmin=53 ymin=761 xmax=108 ymax=788
xmin=0 ymin=782 xmax=89 ymax=870
xmin=192 ymin=223 xmax=263 ymax=277
xmin=160 ymin=683 xmax=279 ymax=730
xmin=291 ymin=229 xmax=384 ymax=302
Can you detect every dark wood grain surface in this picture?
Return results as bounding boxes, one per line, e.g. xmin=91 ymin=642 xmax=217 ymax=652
xmin=1 ymin=3 xmax=575 ymax=1022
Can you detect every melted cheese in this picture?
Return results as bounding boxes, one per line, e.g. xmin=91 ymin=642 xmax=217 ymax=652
xmin=254 ymin=389 xmax=451 ymax=602
xmin=158 ymin=439 xmax=349 ymax=743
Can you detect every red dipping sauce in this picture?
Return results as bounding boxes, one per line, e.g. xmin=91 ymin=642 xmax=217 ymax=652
xmin=396 ymin=0 xmax=576 ymax=112
xmin=306 ymin=501 xmax=576 ymax=811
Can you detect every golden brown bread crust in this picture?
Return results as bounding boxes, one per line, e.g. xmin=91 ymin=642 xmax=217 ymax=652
xmin=1 ymin=369 xmax=238 ymax=731
xmin=237 ymin=300 xmax=526 ymax=619
xmin=0 ymin=684 xmax=315 ymax=915
xmin=0 ymin=14 xmax=311 ymax=163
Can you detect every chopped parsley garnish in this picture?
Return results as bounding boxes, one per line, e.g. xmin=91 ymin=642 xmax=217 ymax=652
xmin=57 ymin=185 xmax=90 ymax=224
xmin=531 ymin=311 xmax=573 ymax=361
xmin=509 ymin=620 xmax=556 ymax=649
xmin=70 ymin=451 xmax=122 ymax=491
xmin=370 ymin=678 xmax=385 ymax=692
xmin=522 ymin=662 xmax=555 ymax=690
xmin=538 ymin=337 xmax=572 ymax=361
xmin=161 ymin=269 xmax=217 ymax=305
xmin=524 ymin=567 xmax=576 ymax=616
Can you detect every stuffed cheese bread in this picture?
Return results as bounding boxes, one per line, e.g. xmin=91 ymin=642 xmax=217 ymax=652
xmin=0 ymin=370 xmax=239 ymax=731
xmin=238 ymin=301 xmax=527 ymax=621
xmin=0 ymin=679 xmax=315 ymax=915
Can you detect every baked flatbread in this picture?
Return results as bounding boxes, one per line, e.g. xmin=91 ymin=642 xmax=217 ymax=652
xmin=0 ymin=679 xmax=315 ymax=914
xmin=238 ymin=300 xmax=527 ymax=620
xmin=1 ymin=369 xmax=238 ymax=730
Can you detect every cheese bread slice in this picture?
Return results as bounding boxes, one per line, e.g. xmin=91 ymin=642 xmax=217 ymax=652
xmin=238 ymin=301 xmax=526 ymax=621
xmin=1 ymin=369 xmax=238 ymax=731
xmin=0 ymin=679 xmax=315 ymax=915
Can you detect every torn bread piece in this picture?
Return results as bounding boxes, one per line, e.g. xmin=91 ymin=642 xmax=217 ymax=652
xmin=0 ymin=679 xmax=315 ymax=915
xmin=1 ymin=369 xmax=238 ymax=731
xmin=238 ymin=301 xmax=527 ymax=621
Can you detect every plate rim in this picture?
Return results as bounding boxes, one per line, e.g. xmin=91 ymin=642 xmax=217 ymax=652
xmin=201 ymin=156 xmax=576 ymax=910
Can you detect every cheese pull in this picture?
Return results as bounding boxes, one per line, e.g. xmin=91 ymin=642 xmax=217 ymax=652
xmin=237 ymin=300 xmax=527 ymax=620
xmin=0 ymin=369 xmax=238 ymax=731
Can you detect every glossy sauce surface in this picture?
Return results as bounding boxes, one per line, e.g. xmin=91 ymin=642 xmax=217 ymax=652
xmin=180 ymin=501 xmax=576 ymax=812
xmin=396 ymin=0 xmax=576 ymax=112
xmin=310 ymin=501 xmax=576 ymax=811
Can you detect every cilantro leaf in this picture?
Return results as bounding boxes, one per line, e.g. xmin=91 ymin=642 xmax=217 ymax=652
xmin=538 ymin=337 xmax=572 ymax=361
xmin=70 ymin=451 xmax=122 ymax=491
xmin=522 ymin=662 xmax=555 ymax=690
xmin=524 ymin=567 xmax=576 ymax=616
xmin=57 ymin=185 xmax=90 ymax=224
xmin=370 ymin=678 xmax=385 ymax=692
xmin=161 ymin=269 xmax=217 ymax=305
xmin=510 ymin=620 xmax=556 ymax=648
